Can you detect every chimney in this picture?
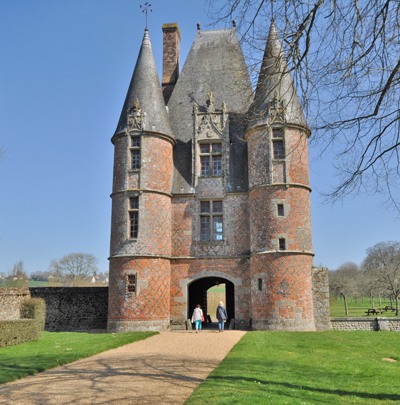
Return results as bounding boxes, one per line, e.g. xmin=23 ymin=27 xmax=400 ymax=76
xmin=161 ymin=23 xmax=181 ymax=105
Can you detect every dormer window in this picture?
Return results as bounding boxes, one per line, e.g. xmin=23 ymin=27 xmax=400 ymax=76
xmin=200 ymin=143 xmax=222 ymax=176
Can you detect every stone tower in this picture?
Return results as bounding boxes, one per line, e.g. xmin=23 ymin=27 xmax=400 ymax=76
xmin=246 ymin=22 xmax=315 ymax=330
xmin=108 ymin=29 xmax=175 ymax=332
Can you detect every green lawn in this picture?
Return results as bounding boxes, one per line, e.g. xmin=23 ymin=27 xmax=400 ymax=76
xmin=185 ymin=331 xmax=400 ymax=405
xmin=330 ymin=297 xmax=398 ymax=317
xmin=0 ymin=331 xmax=156 ymax=385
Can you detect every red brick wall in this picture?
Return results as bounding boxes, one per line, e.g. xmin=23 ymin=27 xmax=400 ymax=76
xmin=251 ymin=253 xmax=314 ymax=322
xmin=108 ymin=257 xmax=170 ymax=322
xmin=141 ymin=136 xmax=173 ymax=193
xmin=249 ymin=186 xmax=312 ymax=253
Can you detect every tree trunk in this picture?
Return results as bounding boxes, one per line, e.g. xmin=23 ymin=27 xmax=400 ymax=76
xmin=362 ymin=296 xmax=364 ymax=304
xmin=342 ymin=293 xmax=349 ymax=316
xmin=355 ymin=296 xmax=358 ymax=303
xmin=396 ymin=296 xmax=399 ymax=317
xmin=371 ymin=292 xmax=374 ymax=308
xmin=379 ymin=294 xmax=382 ymax=306
xmin=391 ymin=295 xmax=394 ymax=306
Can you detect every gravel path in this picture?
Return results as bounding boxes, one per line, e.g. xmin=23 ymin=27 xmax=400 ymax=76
xmin=0 ymin=330 xmax=246 ymax=405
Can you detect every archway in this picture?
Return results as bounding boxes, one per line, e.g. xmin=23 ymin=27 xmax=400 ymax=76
xmin=188 ymin=277 xmax=234 ymax=328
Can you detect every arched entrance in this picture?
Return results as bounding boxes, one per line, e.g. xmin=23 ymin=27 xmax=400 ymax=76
xmin=188 ymin=277 xmax=234 ymax=327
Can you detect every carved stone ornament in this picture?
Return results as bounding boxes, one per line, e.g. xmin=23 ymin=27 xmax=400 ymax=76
xmin=196 ymin=94 xmax=228 ymax=135
xmin=206 ymin=90 xmax=215 ymax=113
xmin=127 ymin=98 xmax=146 ymax=131
xmin=268 ymin=90 xmax=286 ymax=124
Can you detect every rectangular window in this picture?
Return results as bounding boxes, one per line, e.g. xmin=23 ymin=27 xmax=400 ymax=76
xmin=272 ymin=129 xmax=283 ymax=138
xmin=131 ymin=150 xmax=140 ymax=169
xmin=277 ymin=204 xmax=284 ymax=216
xmin=201 ymin=201 xmax=210 ymax=213
xmin=273 ymin=141 xmax=284 ymax=159
xmin=213 ymin=216 xmax=223 ymax=240
xmin=129 ymin=197 xmax=139 ymax=238
xmin=200 ymin=200 xmax=223 ymax=241
xmin=258 ymin=278 xmax=263 ymax=291
xmin=131 ymin=136 xmax=140 ymax=147
xmin=127 ymin=274 xmax=136 ymax=293
xmin=279 ymin=238 xmax=286 ymax=250
xmin=130 ymin=136 xmax=141 ymax=169
xmin=201 ymin=216 xmax=211 ymax=241
xmin=213 ymin=155 xmax=222 ymax=175
xmin=200 ymin=156 xmax=210 ymax=176
xmin=199 ymin=142 xmax=222 ymax=176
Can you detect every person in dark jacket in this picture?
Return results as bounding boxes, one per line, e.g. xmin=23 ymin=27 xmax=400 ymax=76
xmin=216 ymin=301 xmax=228 ymax=332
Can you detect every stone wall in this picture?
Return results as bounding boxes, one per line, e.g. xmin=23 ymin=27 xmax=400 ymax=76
xmin=29 ymin=287 xmax=108 ymax=331
xmin=312 ymin=267 xmax=331 ymax=330
xmin=331 ymin=317 xmax=400 ymax=332
xmin=0 ymin=288 xmax=30 ymax=320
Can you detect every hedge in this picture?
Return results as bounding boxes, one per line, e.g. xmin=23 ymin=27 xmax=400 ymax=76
xmin=0 ymin=298 xmax=46 ymax=347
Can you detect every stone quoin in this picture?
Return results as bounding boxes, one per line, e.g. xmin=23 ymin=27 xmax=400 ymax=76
xmin=108 ymin=21 xmax=326 ymax=332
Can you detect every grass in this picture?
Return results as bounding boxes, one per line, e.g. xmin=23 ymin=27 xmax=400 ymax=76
xmin=0 ymin=331 xmax=156 ymax=385
xmin=330 ymin=297 xmax=398 ymax=317
xmin=185 ymin=330 xmax=400 ymax=405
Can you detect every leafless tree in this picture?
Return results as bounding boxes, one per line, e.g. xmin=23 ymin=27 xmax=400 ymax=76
xmin=49 ymin=253 xmax=98 ymax=286
xmin=362 ymin=241 xmax=400 ymax=315
xmin=329 ymin=262 xmax=359 ymax=315
xmin=7 ymin=260 xmax=29 ymax=287
xmin=206 ymin=0 xmax=400 ymax=214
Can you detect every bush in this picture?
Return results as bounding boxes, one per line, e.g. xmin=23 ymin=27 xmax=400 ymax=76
xmin=0 ymin=298 xmax=45 ymax=347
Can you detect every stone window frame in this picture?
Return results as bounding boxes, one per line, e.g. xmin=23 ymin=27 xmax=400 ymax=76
xmin=199 ymin=141 xmax=223 ymax=177
xmin=130 ymin=134 xmax=141 ymax=170
xmin=199 ymin=199 xmax=224 ymax=242
xmin=125 ymin=270 xmax=140 ymax=296
xmin=128 ymin=196 xmax=139 ymax=239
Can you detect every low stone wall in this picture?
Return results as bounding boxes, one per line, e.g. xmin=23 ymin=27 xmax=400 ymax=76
xmin=0 ymin=288 xmax=30 ymax=320
xmin=312 ymin=267 xmax=331 ymax=330
xmin=29 ymin=287 xmax=108 ymax=331
xmin=331 ymin=317 xmax=400 ymax=332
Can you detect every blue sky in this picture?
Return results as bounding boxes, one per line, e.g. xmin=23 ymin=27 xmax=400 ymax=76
xmin=0 ymin=1 xmax=398 ymax=276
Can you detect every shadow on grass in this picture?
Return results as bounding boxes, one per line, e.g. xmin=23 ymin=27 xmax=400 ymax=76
xmin=208 ymin=375 xmax=400 ymax=402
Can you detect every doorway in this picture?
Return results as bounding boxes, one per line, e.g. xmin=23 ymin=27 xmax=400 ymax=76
xmin=188 ymin=277 xmax=234 ymax=329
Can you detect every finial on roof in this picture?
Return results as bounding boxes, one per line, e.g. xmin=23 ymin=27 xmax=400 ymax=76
xmin=140 ymin=2 xmax=153 ymax=29
xmin=197 ymin=22 xmax=201 ymax=30
xmin=233 ymin=20 xmax=236 ymax=28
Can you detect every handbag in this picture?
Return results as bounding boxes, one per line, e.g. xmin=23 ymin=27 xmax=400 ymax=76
xmin=201 ymin=314 xmax=205 ymax=322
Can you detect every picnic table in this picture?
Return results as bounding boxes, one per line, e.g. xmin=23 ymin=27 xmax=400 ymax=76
xmin=365 ymin=308 xmax=385 ymax=316
xmin=384 ymin=305 xmax=396 ymax=312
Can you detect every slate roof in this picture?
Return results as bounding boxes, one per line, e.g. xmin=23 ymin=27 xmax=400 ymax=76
xmin=248 ymin=22 xmax=307 ymax=129
xmin=167 ymin=28 xmax=253 ymax=193
xmin=115 ymin=29 xmax=173 ymax=137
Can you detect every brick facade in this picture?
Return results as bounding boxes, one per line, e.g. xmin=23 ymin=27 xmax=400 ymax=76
xmin=107 ymin=23 xmax=328 ymax=332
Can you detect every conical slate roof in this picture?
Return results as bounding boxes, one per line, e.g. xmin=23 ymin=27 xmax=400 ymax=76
xmin=114 ymin=29 xmax=173 ymax=137
xmin=248 ymin=21 xmax=307 ymax=129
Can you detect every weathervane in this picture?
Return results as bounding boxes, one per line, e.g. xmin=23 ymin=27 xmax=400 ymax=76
xmin=140 ymin=2 xmax=153 ymax=29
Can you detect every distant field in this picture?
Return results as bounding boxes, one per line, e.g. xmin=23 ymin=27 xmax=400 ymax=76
xmin=330 ymin=297 xmax=398 ymax=317
xmin=28 ymin=281 xmax=50 ymax=287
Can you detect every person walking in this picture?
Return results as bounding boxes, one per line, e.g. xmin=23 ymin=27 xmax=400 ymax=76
xmin=191 ymin=304 xmax=203 ymax=333
xmin=216 ymin=301 xmax=228 ymax=332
